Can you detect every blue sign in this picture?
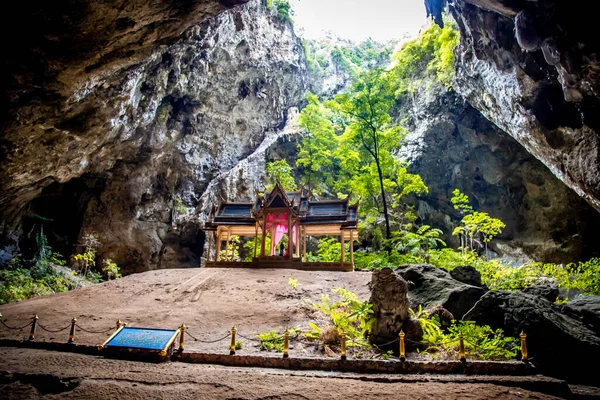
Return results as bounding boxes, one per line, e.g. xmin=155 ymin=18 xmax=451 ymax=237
xmin=106 ymin=327 xmax=177 ymax=351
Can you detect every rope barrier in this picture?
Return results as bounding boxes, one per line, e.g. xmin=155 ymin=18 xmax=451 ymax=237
xmin=185 ymin=330 xmax=231 ymax=343
xmin=75 ymin=324 xmax=114 ymax=334
xmin=0 ymin=319 xmax=33 ymax=331
xmin=37 ymin=322 xmax=71 ymax=333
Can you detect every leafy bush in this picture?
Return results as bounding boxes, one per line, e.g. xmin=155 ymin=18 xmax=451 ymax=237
xmin=102 ymin=259 xmax=122 ymax=280
xmin=412 ymin=306 xmax=520 ymax=360
xmin=174 ymin=198 xmax=187 ymax=214
xmin=256 ymin=329 xmax=297 ymax=352
xmin=268 ymin=0 xmax=294 ymax=25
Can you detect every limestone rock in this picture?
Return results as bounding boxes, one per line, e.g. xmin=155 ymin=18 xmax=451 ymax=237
xmin=395 ymin=264 xmax=485 ymax=320
xmin=450 ymin=266 xmax=483 ymax=287
xmin=368 ymin=268 xmax=410 ymax=345
xmin=463 ymin=290 xmax=600 ymax=381
xmin=522 ymin=284 xmax=559 ymax=302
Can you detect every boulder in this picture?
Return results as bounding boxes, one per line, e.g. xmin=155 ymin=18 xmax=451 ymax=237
xmin=368 ymin=268 xmax=410 ymax=345
xmin=522 ymin=284 xmax=559 ymax=302
xmin=395 ymin=264 xmax=485 ymax=320
xmin=463 ymin=290 xmax=600 ymax=382
xmin=450 ymin=266 xmax=483 ymax=287
xmin=562 ymin=296 xmax=600 ymax=337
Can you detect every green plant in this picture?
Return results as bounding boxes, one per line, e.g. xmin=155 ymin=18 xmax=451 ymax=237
xmin=288 ymin=277 xmax=300 ymax=290
xmin=268 ymin=0 xmax=294 ymax=24
xmin=74 ymin=233 xmax=101 ymax=277
xmin=265 ymin=160 xmax=296 ymax=191
xmin=256 ymin=329 xmax=297 ymax=352
xmin=174 ymin=198 xmax=187 ymax=214
xmin=102 ymin=258 xmax=122 ymax=280
xmin=235 ymin=340 xmax=243 ymax=350
xmin=219 ymin=235 xmax=240 ymax=261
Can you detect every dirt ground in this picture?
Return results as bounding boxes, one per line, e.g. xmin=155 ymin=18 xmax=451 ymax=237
xmin=0 ymin=268 xmax=372 ymax=355
xmin=0 ymin=347 xmax=572 ymax=399
xmin=0 ymin=267 xmax=597 ymax=399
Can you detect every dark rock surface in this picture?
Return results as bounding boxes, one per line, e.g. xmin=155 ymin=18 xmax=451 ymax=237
xmin=450 ymin=0 xmax=600 ymax=213
xmin=368 ymin=268 xmax=410 ymax=345
xmin=395 ymin=264 xmax=485 ymax=320
xmin=562 ymin=296 xmax=600 ymax=337
xmin=522 ymin=284 xmax=559 ymax=302
xmin=450 ymin=266 xmax=482 ymax=287
xmin=463 ymin=290 xmax=600 ymax=382
xmin=400 ymin=90 xmax=600 ymax=263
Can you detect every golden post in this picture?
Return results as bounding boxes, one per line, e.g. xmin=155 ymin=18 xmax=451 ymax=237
xmin=230 ymin=326 xmax=237 ymax=355
xmin=458 ymin=332 xmax=466 ymax=362
xmin=341 ymin=332 xmax=347 ymax=361
xmin=68 ymin=318 xmax=77 ymax=344
xmin=178 ymin=324 xmax=186 ymax=352
xmin=283 ymin=328 xmax=289 ymax=359
xmin=520 ymin=331 xmax=528 ymax=361
xmin=28 ymin=315 xmax=39 ymax=341
xmin=399 ymin=330 xmax=406 ymax=361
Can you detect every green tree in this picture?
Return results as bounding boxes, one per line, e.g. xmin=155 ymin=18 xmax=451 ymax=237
xmin=451 ymin=189 xmax=506 ymax=256
xmin=328 ymin=69 xmax=402 ymax=239
xmin=297 ymin=93 xmax=338 ymax=194
xmin=265 ymin=160 xmax=296 ymax=191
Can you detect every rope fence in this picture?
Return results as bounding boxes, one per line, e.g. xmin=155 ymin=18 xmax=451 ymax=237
xmin=0 ymin=312 xmax=529 ymax=362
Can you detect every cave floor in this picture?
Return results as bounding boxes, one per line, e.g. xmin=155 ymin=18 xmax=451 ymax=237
xmin=1 ymin=268 xmax=599 ymax=399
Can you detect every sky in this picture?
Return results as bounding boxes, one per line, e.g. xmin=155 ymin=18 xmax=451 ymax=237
xmin=289 ymin=0 xmax=431 ymax=42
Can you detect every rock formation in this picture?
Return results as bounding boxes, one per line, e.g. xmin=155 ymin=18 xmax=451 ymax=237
xmin=1 ymin=0 xmax=308 ymax=274
xmin=368 ymin=268 xmax=410 ymax=343
xmin=448 ymin=0 xmax=600 ymax=213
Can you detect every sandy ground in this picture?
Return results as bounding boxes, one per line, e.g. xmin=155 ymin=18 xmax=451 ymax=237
xmin=0 ymin=268 xmax=372 ymax=355
xmin=0 ymin=347 xmax=571 ymax=399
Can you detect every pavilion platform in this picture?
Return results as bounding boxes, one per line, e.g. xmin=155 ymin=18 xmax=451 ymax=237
xmin=205 ymin=257 xmax=354 ymax=272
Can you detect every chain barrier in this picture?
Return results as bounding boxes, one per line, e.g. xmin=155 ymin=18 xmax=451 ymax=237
xmin=0 ymin=319 xmax=33 ymax=331
xmin=185 ymin=330 xmax=231 ymax=343
xmin=75 ymin=324 xmax=115 ymax=334
xmin=37 ymin=322 xmax=71 ymax=333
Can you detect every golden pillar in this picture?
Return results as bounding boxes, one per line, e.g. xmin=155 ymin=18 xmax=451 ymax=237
xmin=253 ymin=223 xmax=259 ymax=258
xmin=350 ymin=231 xmax=355 ymax=265
xmin=261 ymin=214 xmax=267 ymax=256
xmin=68 ymin=318 xmax=77 ymax=344
xmin=340 ymin=235 xmax=345 ymax=265
xmin=216 ymin=231 xmax=222 ymax=261
xmin=303 ymin=228 xmax=307 ymax=262
xmin=178 ymin=324 xmax=186 ymax=352
xmin=399 ymin=330 xmax=406 ymax=361
xmin=341 ymin=332 xmax=347 ymax=361
xmin=225 ymin=235 xmax=230 ymax=261
xmin=230 ymin=326 xmax=237 ymax=355
xmin=520 ymin=331 xmax=528 ymax=361
xmin=28 ymin=315 xmax=39 ymax=340
xmin=283 ymin=328 xmax=289 ymax=358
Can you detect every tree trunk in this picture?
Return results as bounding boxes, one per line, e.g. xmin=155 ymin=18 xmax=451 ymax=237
xmin=375 ymin=157 xmax=391 ymax=239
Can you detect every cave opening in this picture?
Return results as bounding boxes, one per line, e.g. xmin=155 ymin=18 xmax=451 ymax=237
xmin=19 ymin=174 xmax=107 ymax=261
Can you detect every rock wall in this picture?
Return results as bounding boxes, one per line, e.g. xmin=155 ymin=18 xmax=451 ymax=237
xmin=1 ymin=0 xmax=309 ymax=274
xmin=449 ymin=0 xmax=600 ymax=212
xmin=400 ymin=89 xmax=600 ymax=263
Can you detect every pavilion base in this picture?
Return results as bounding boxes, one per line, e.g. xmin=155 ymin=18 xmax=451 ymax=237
xmin=205 ymin=259 xmax=354 ymax=272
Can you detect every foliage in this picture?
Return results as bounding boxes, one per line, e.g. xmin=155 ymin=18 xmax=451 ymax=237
xmin=328 ymin=69 xmax=404 ymax=239
xmin=102 ymin=259 xmax=122 ymax=280
xmin=220 ymin=235 xmax=241 ymax=261
xmin=392 ymin=20 xmax=459 ymax=96
xmin=411 ymin=306 xmax=520 ymax=360
xmin=288 ymin=277 xmax=301 ymax=290
xmin=74 ymin=232 xmax=101 ymax=278
xmin=265 ymin=160 xmax=296 ymax=191
xmin=268 ymin=0 xmax=294 ymax=25
xmin=387 ymin=225 xmax=446 ymax=262
xmin=0 ymin=267 xmax=73 ymax=305
xmin=306 ymin=287 xmax=373 ymax=347
xmin=256 ymin=329 xmax=297 ymax=352
xmin=243 ymin=234 xmax=272 ymax=261
xmin=174 ymin=198 xmax=187 ymax=214
xmin=235 ymin=340 xmax=243 ymax=350
xmin=450 ymin=189 xmax=505 ymax=256
xmin=297 ymin=93 xmax=338 ymax=194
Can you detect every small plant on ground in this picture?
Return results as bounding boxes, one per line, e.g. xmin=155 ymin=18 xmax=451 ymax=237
xmin=256 ymin=329 xmax=297 ymax=352
xmin=288 ymin=277 xmax=300 ymax=290
xmin=174 ymin=198 xmax=187 ymax=214
xmin=235 ymin=340 xmax=243 ymax=350
xmin=74 ymin=232 xmax=101 ymax=278
xmin=102 ymin=258 xmax=122 ymax=280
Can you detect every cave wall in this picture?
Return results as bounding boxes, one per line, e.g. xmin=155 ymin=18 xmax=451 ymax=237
xmin=448 ymin=0 xmax=600 ymax=213
xmin=400 ymin=90 xmax=600 ymax=263
xmin=1 ymin=0 xmax=309 ymax=274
